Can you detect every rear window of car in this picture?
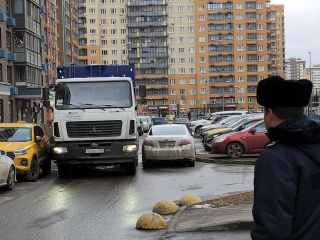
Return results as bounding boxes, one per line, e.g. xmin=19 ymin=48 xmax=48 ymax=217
xmin=149 ymin=126 xmax=186 ymax=136
xmin=176 ymin=118 xmax=189 ymax=122
xmin=153 ymin=118 xmax=165 ymax=122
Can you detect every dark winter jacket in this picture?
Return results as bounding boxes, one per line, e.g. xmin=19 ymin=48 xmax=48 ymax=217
xmin=251 ymin=115 xmax=320 ymax=240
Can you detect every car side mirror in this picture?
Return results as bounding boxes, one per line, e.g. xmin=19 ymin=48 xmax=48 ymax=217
xmin=35 ymin=136 xmax=42 ymax=142
xmin=249 ymin=128 xmax=256 ymax=134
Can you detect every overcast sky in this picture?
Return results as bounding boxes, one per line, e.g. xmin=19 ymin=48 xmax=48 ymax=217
xmin=271 ymin=0 xmax=320 ymax=66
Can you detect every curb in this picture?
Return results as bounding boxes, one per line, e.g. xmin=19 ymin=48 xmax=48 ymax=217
xmin=167 ymin=206 xmax=187 ymax=233
xmin=196 ymin=157 xmax=256 ymax=165
xmin=188 ymin=220 xmax=254 ymax=232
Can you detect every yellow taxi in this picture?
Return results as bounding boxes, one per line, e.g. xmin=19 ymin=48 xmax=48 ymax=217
xmin=0 ymin=123 xmax=51 ymax=181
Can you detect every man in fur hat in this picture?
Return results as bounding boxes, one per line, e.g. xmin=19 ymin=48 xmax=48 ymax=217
xmin=251 ymin=76 xmax=320 ymax=240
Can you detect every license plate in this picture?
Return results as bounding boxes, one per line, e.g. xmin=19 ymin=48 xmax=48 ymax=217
xmin=86 ymin=149 xmax=105 ymax=154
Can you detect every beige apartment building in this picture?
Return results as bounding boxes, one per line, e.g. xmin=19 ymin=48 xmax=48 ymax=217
xmin=80 ymin=0 xmax=285 ymax=116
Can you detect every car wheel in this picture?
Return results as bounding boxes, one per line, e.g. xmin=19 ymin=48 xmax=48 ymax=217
xmin=26 ymin=159 xmax=40 ymax=182
xmin=187 ymin=161 xmax=195 ymax=167
xmin=125 ymin=162 xmax=136 ymax=175
xmin=195 ymin=126 xmax=202 ymax=134
xmin=226 ymin=142 xmax=244 ymax=159
xmin=58 ymin=165 xmax=71 ymax=178
xmin=204 ymin=144 xmax=211 ymax=152
xmin=6 ymin=166 xmax=15 ymax=191
xmin=42 ymin=158 xmax=52 ymax=176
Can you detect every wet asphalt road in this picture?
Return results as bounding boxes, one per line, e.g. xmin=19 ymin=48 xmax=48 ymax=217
xmin=0 ymin=136 xmax=253 ymax=240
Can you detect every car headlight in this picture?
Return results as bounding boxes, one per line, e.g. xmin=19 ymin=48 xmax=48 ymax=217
xmin=53 ymin=147 xmax=68 ymax=154
xmin=213 ymin=134 xmax=220 ymax=138
xmin=123 ymin=145 xmax=137 ymax=152
xmin=13 ymin=147 xmax=30 ymax=155
xmin=214 ymin=136 xmax=226 ymax=143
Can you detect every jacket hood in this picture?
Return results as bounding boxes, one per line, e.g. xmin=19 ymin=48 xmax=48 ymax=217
xmin=268 ymin=115 xmax=320 ymax=165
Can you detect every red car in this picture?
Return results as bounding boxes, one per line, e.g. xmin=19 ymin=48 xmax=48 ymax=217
xmin=211 ymin=120 xmax=269 ymax=158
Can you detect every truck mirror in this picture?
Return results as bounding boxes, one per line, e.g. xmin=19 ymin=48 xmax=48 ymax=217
xmin=42 ymin=87 xmax=50 ymax=100
xmin=139 ymin=85 xmax=146 ymax=98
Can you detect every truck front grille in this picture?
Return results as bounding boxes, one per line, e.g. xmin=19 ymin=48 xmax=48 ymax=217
xmin=66 ymin=121 xmax=122 ymax=138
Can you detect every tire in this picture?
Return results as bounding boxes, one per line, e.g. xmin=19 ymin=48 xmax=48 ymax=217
xmin=187 ymin=161 xmax=195 ymax=167
xmin=142 ymin=161 xmax=151 ymax=168
xmin=42 ymin=159 xmax=52 ymax=176
xmin=6 ymin=166 xmax=15 ymax=191
xmin=58 ymin=165 xmax=71 ymax=178
xmin=26 ymin=159 xmax=40 ymax=182
xmin=125 ymin=162 xmax=136 ymax=175
xmin=226 ymin=142 xmax=244 ymax=159
xmin=204 ymin=144 xmax=211 ymax=152
xmin=195 ymin=126 xmax=202 ymax=134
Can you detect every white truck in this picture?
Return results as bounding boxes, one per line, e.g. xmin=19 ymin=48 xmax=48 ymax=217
xmin=51 ymin=64 xmax=146 ymax=177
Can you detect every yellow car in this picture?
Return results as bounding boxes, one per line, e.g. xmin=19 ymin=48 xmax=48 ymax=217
xmin=0 ymin=123 xmax=51 ymax=181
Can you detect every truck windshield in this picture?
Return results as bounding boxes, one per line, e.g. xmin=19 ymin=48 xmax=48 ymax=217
xmin=55 ymin=81 xmax=132 ymax=109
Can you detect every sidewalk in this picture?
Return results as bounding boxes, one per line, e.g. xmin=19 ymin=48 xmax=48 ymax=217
xmin=167 ymin=204 xmax=254 ymax=233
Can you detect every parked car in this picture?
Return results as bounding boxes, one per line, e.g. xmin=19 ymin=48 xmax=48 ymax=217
xmin=152 ymin=117 xmax=168 ymax=125
xmin=174 ymin=118 xmax=191 ymax=129
xmin=142 ymin=125 xmax=196 ymax=168
xmin=0 ymin=123 xmax=52 ymax=181
xmin=189 ymin=111 xmax=248 ymax=134
xmin=203 ymin=117 xmax=263 ymax=151
xmin=137 ymin=116 xmax=149 ymax=132
xmin=0 ymin=150 xmax=16 ymax=190
xmin=211 ymin=120 xmax=268 ymax=158
xmin=136 ymin=118 xmax=143 ymax=136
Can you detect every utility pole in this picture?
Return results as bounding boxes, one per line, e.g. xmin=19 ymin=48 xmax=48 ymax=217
xmin=205 ymin=80 xmax=208 ymax=115
xmin=309 ymin=51 xmax=313 ymax=116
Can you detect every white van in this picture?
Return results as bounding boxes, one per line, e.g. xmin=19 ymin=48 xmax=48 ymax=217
xmin=189 ymin=111 xmax=248 ymax=134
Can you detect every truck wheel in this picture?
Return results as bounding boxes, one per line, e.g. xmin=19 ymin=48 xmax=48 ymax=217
xmin=42 ymin=159 xmax=52 ymax=176
xmin=125 ymin=162 xmax=136 ymax=175
xmin=26 ymin=159 xmax=40 ymax=182
xmin=58 ymin=165 xmax=71 ymax=178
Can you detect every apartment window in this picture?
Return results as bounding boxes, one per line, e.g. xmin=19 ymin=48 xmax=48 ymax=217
xmin=89 ymin=19 xmax=95 ymax=24
xmin=121 ymin=29 xmax=126 ymax=34
xmin=179 ymin=58 xmax=185 ymax=64
xmin=180 ymin=100 xmax=186 ymax=105
xmin=237 ymin=35 xmax=243 ymax=41
xmin=188 ymin=16 xmax=194 ymax=22
xmin=101 ymin=40 xmax=107 ymax=45
xmin=258 ymin=45 xmax=264 ymax=51
xmin=258 ymin=66 xmax=264 ymax=72
xmin=90 ymin=50 xmax=96 ymax=56
xmin=101 ymin=9 xmax=106 ymax=14
xmin=258 ymin=56 xmax=264 ymax=61
xmin=257 ymin=24 xmax=263 ymax=30
xmin=169 ymin=58 xmax=175 ymax=64
xmin=178 ymin=27 xmax=184 ymax=33
xmin=200 ymin=88 xmax=206 ymax=94
xmin=198 ymin=15 xmax=205 ymax=21
xmin=111 ymin=19 xmax=116 ymax=24
xmin=236 ymin=14 xmax=243 ymax=20
xmin=236 ymin=3 xmax=242 ymax=9
xmin=169 ymin=27 xmax=174 ymax=33
xmin=170 ymin=90 xmax=176 ymax=95
xmin=110 ymin=9 xmax=116 ymax=14
xmin=178 ymin=17 xmax=184 ymax=23
xmin=190 ymin=99 xmax=196 ymax=105
xmin=199 ymin=47 xmax=205 ymax=53
xmin=170 ymin=79 xmax=175 ymax=85
xmin=101 ymin=50 xmax=108 ymax=55
xmin=102 ymin=60 xmax=108 ymax=65
xmin=239 ymin=98 xmax=245 ymax=103
xmin=238 ymin=66 xmax=244 ymax=72
xmin=266 ymin=1 xmax=270 ymax=8
xmin=89 ymin=8 xmax=95 ymax=14
xmin=190 ymin=89 xmax=196 ymax=95
xmin=170 ymin=100 xmax=176 ymax=105
xmin=189 ymin=47 xmax=195 ymax=53
xmin=237 ymin=24 xmax=243 ymax=30
xmin=237 ymin=56 xmax=244 ymax=62
xmin=189 ymin=58 xmax=195 ymax=64
xmin=200 ymin=57 xmax=206 ymax=63
xmin=110 ymin=0 xmax=116 ymax=3
xmin=169 ymin=38 xmax=174 ymax=44
xmin=180 ymin=89 xmax=186 ymax=95
xmin=112 ymin=50 xmax=117 ymax=55
xmin=178 ymin=6 xmax=184 ymax=12
xmin=168 ymin=7 xmax=174 ymax=12
xmin=189 ymin=79 xmax=196 ymax=85
xmin=112 ymin=60 xmax=118 ymax=65
xmin=179 ymin=68 xmax=186 ymax=74
xmin=8 ymin=100 xmax=12 ymax=123
xmin=111 ymin=40 xmax=117 ymax=45
xmin=89 ymin=0 xmax=95 ymax=3
xmin=90 ymin=29 xmax=96 ymax=35
xmin=179 ymin=48 xmax=185 ymax=53
xmin=178 ymin=37 xmax=184 ymax=43
xmin=121 ymin=19 xmax=127 ymax=24
xmin=257 ymin=14 xmax=263 ymax=20
xmin=188 ymin=6 xmax=194 ymax=11
xmin=238 ymin=87 xmax=244 ymax=93
xmin=237 ymin=45 xmax=243 ymax=51
xmin=101 ymin=29 xmax=107 ymax=35
xmin=7 ymin=66 xmax=12 ymax=84
xmin=238 ymin=77 xmax=244 ymax=82
xmin=199 ymin=26 xmax=205 ymax=32
xmin=199 ymin=36 xmax=205 ymax=42
xmin=179 ymin=79 xmax=186 ymax=84
xmin=6 ymin=31 xmax=11 ymax=51
xmin=100 ymin=0 xmax=106 ymax=3
xmin=257 ymin=3 xmax=263 ymax=9
xmin=111 ymin=29 xmax=117 ymax=35
xmin=169 ymin=48 xmax=175 ymax=54
xmin=198 ymin=5 xmax=204 ymax=11
xmin=91 ymin=61 xmax=97 ymax=65
xmin=189 ymin=68 xmax=195 ymax=74
xmin=188 ymin=37 xmax=194 ymax=43
xmin=100 ymin=19 xmax=107 ymax=25
xmin=90 ymin=40 xmax=96 ymax=45
xmin=258 ymin=34 xmax=263 ymax=40
xmin=168 ymin=17 xmax=174 ymax=23
xmin=200 ymin=78 xmax=206 ymax=84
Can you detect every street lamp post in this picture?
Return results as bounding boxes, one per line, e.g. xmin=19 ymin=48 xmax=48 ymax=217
xmin=205 ymin=80 xmax=208 ymax=115
xmin=309 ymin=51 xmax=313 ymax=116
xmin=222 ymin=80 xmax=231 ymax=111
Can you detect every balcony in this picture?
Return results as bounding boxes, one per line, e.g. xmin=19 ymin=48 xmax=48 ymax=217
xmin=78 ymin=24 xmax=85 ymax=29
xmin=7 ymin=17 xmax=16 ymax=26
xmin=13 ymin=15 xmax=40 ymax=34
xmin=127 ymin=32 xmax=167 ymax=38
xmin=127 ymin=0 xmax=167 ymax=6
xmin=78 ymin=13 xmax=85 ymax=18
xmin=127 ymin=11 xmax=167 ymax=17
xmin=78 ymin=2 xmax=86 ymax=8
xmin=129 ymin=53 xmax=168 ymax=58
xmin=137 ymin=63 xmax=168 ymax=69
xmin=8 ymin=53 xmax=17 ymax=61
xmin=127 ymin=21 xmax=168 ymax=28
xmin=79 ymin=33 xmax=86 ymax=39
xmin=129 ymin=42 xmax=167 ymax=48
xmin=0 ymin=13 xmax=6 ymax=22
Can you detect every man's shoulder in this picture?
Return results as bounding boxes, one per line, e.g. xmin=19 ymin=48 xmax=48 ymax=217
xmin=265 ymin=141 xmax=279 ymax=148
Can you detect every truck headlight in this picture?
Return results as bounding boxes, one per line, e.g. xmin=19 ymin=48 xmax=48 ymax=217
xmin=53 ymin=147 xmax=68 ymax=154
xmin=13 ymin=147 xmax=30 ymax=155
xmin=123 ymin=145 xmax=137 ymax=152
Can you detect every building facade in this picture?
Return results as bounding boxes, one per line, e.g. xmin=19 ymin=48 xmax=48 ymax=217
xmin=285 ymin=57 xmax=306 ymax=80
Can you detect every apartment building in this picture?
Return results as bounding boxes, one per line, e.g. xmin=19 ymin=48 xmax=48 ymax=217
xmin=285 ymin=57 xmax=306 ymax=80
xmin=79 ymin=0 xmax=285 ymax=115
xmin=78 ymin=0 xmax=87 ymax=65
xmin=306 ymin=65 xmax=320 ymax=89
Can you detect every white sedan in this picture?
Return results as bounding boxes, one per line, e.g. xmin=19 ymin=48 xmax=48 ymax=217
xmin=142 ymin=125 xmax=196 ymax=168
xmin=0 ymin=151 xmax=16 ymax=191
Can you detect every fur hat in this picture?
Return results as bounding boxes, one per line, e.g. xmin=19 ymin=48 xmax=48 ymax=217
xmin=257 ymin=76 xmax=313 ymax=108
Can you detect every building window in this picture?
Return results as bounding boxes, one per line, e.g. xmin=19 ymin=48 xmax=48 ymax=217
xmin=238 ymin=77 xmax=244 ymax=82
xmin=91 ymin=61 xmax=97 ymax=65
xmin=7 ymin=66 xmax=12 ymax=84
xmin=237 ymin=24 xmax=243 ymax=30
xmin=179 ymin=79 xmax=186 ymax=84
xmin=90 ymin=50 xmax=96 ymax=56
xmin=8 ymin=100 xmax=12 ymax=123
xmin=188 ymin=6 xmax=194 ymax=11
xmin=198 ymin=15 xmax=205 ymax=21
xmin=189 ymin=79 xmax=196 ymax=84
xmin=200 ymin=78 xmax=206 ymax=84
xmin=238 ymin=66 xmax=244 ymax=72
xmin=89 ymin=8 xmax=95 ymax=14
xmin=180 ymin=99 xmax=186 ymax=105
xmin=170 ymin=90 xmax=176 ymax=95
xmin=257 ymin=3 xmax=263 ymax=9
xmin=189 ymin=68 xmax=195 ymax=74
xmin=0 ymin=64 xmax=2 ymax=82
xmin=237 ymin=35 xmax=243 ymax=41
xmin=6 ymin=31 xmax=11 ymax=51
xmin=199 ymin=26 xmax=205 ymax=32
xmin=258 ymin=66 xmax=264 ymax=72
xmin=248 ymin=97 xmax=254 ymax=103
xmin=101 ymin=50 xmax=108 ymax=56
xmin=236 ymin=3 xmax=242 ymax=9
xmin=188 ymin=16 xmax=194 ymax=22
xmin=179 ymin=48 xmax=185 ymax=53
xmin=200 ymin=68 xmax=206 ymax=73
xmin=170 ymin=79 xmax=175 ymax=85
xmin=90 ymin=40 xmax=96 ymax=45
xmin=236 ymin=14 xmax=243 ymax=20
xmin=101 ymin=40 xmax=107 ymax=45
xmin=237 ymin=45 xmax=243 ymax=51
xmin=237 ymin=56 xmax=244 ymax=62
xmin=89 ymin=19 xmax=95 ymax=24
xmin=179 ymin=68 xmax=186 ymax=74
xmin=188 ymin=27 xmax=194 ymax=32
xmin=89 ymin=29 xmax=96 ymax=35
xmin=170 ymin=100 xmax=176 ymax=105
xmin=178 ymin=6 xmax=184 ymax=12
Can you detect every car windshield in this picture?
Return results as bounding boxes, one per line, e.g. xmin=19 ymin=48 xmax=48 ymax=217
xmin=149 ymin=126 xmax=186 ymax=136
xmin=55 ymin=81 xmax=132 ymax=109
xmin=238 ymin=120 xmax=262 ymax=131
xmin=138 ymin=118 xmax=147 ymax=122
xmin=176 ymin=118 xmax=189 ymax=122
xmin=231 ymin=118 xmax=262 ymax=131
xmin=0 ymin=128 xmax=32 ymax=142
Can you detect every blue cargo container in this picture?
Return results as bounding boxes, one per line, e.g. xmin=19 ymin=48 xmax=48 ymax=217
xmin=57 ymin=63 xmax=136 ymax=87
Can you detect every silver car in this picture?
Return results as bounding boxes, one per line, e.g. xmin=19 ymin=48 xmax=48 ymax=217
xmin=0 ymin=150 xmax=16 ymax=191
xmin=142 ymin=125 xmax=196 ymax=168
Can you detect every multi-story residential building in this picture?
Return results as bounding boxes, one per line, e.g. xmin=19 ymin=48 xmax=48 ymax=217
xmin=57 ymin=0 xmax=79 ymax=66
xmin=306 ymin=65 xmax=320 ymax=89
xmin=79 ymin=0 xmax=285 ymax=116
xmin=285 ymin=57 xmax=306 ymax=80
xmin=78 ymin=0 xmax=87 ymax=65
